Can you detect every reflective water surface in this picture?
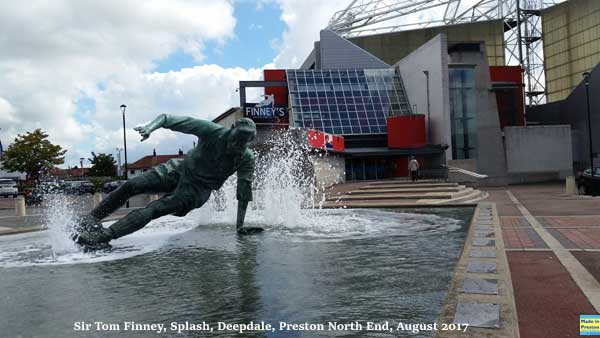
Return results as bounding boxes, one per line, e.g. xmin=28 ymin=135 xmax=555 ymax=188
xmin=0 ymin=207 xmax=471 ymax=338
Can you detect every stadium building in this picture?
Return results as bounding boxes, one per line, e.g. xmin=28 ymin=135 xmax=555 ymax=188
xmin=216 ymin=0 xmax=599 ymax=187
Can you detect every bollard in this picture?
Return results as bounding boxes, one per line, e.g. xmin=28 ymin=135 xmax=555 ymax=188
xmin=565 ymin=176 xmax=577 ymax=195
xmin=93 ymin=192 xmax=103 ymax=208
xmin=15 ymin=196 xmax=26 ymax=217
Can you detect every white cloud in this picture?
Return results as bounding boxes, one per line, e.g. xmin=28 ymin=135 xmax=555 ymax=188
xmin=270 ymin=0 xmax=350 ymax=68
xmin=0 ymin=0 xmax=352 ymax=168
xmin=0 ymin=0 xmax=237 ymax=166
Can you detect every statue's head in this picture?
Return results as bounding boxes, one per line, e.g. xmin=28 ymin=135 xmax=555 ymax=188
xmin=227 ymin=118 xmax=256 ymax=152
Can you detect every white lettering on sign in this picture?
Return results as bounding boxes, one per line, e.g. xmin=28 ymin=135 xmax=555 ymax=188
xmin=245 ymin=106 xmax=286 ymax=118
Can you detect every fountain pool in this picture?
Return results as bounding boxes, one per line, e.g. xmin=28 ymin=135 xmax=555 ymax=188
xmin=0 ymin=207 xmax=472 ymax=338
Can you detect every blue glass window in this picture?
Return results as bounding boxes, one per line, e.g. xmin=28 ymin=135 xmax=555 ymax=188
xmin=287 ymin=68 xmax=412 ymax=135
xmin=449 ymin=67 xmax=477 ymax=159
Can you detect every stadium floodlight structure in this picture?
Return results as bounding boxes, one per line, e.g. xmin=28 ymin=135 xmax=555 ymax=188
xmin=327 ymin=0 xmax=566 ymax=105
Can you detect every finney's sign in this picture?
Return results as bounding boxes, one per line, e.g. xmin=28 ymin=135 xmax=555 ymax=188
xmin=244 ymin=94 xmax=287 ymax=120
xmin=245 ymin=106 xmax=286 ymax=119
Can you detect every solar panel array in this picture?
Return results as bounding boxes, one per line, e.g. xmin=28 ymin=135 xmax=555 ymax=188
xmin=286 ymin=69 xmax=412 ymax=135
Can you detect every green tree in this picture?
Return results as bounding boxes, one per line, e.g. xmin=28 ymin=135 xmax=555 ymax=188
xmin=88 ymin=152 xmax=117 ymax=177
xmin=1 ymin=129 xmax=66 ymax=182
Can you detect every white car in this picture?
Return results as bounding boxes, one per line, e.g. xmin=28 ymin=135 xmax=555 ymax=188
xmin=0 ymin=179 xmax=18 ymax=198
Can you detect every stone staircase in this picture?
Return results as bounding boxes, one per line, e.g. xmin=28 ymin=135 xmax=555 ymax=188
xmin=322 ymin=179 xmax=487 ymax=208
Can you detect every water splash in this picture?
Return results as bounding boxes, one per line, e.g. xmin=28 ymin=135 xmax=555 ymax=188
xmin=204 ymin=129 xmax=321 ymax=227
xmin=43 ymin=194 xmax=82 ymax=256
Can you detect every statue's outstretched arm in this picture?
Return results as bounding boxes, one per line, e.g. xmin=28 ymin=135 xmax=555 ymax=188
xmin=134 ymin=114 xmax=221 ymax=141
xmin=134 ymin=114 xmax=167 ymax=141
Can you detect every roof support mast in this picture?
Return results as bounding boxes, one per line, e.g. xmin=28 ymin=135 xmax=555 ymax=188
xmin=327 ymin=0 xmax=566 ymax=106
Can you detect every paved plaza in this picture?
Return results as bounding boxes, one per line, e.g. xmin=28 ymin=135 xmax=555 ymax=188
xmin=483 ymin=183 xmax=600 ymax=338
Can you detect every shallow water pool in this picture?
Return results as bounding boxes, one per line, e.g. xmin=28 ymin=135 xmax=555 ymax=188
xmin=0 ymin=207 xmax=472 ymax=338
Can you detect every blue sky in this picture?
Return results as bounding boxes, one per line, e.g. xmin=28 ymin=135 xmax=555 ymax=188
xmin=154 ymin=1 xmax=285 ymax=72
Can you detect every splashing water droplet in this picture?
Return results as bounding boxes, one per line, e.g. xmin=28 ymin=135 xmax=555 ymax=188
xmin=43 ymin=194 xmax=82 ymax=256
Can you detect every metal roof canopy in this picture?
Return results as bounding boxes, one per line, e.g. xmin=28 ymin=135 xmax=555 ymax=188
xmin=327 ymin=0 xmax=567 ymax=106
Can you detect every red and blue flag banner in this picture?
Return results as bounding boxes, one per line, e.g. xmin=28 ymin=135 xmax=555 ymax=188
xmin=308 ymin=129 xmax=344 ymax=152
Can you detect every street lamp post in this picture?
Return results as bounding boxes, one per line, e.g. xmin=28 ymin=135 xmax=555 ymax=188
xmin=115 ymin=147 xmax=123 ymax=177
xmin=80 ymin=157 xmax=85 ymax=177
xmin=120 ymin=104 xmax=129 ymax=208
xmin=120 ymin=104 xmax=128 ymax=180
xmin=423 ymin=70 xmax=431 ymax=144
xmin=584 ymin=72 xmax=594 ymax=176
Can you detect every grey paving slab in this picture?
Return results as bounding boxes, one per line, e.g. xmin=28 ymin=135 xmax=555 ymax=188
xmin=472 ymin=239 xmax=495 ymax=247
xmin=460 ymin=278 xmax=499 ymax=295
xmin=469 ymin=249 xmax=497 ymax=258
xmin=478 ymin=220 xmax=494 ymax=224
xmin=475 ymin=226 xmax=494 ymax=231
xmin=473 ymin=231 xmax=494 ymax=238
xmin=454 ymin=302 xmax=500 ymax=328
xmin=466 ymin=261 xmax=497 ymax=273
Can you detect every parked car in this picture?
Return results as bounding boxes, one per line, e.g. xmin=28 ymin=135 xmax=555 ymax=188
xmin=78 ymin=181 xmax=96 ymax=194
xmin=65 ymin=181 xmax=96 ymax=195
xmin=581 ymin=168 xmax=600 ymax=196
xmin=0 ymin=179 xmax=18 ymax=198
xmin=103 ymin=180 xmax=126 ymax=193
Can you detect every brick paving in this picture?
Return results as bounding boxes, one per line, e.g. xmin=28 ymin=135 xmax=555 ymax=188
xmin=502 ymin=227 xmax=548 ymax=249
xmin=539 ymin=215 xmax=600 ymax=228
xmin=483 ymin=189 xmax=521 ymax=216
xmin=483 ymin=183 xmax=600 ymax=336
xmin=500 ymin=216 xmax=530 ymax=228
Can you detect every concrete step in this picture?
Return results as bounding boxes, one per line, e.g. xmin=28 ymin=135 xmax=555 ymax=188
xmin=359 ymin=183 xmax=459 ymax=190
xmin=349 ymin=186 xmax=464 ymax=194
xmin=449 ymin=189 xmax=489 ymax=204
xmin=419 ymin=189 xmax=486 ymax=205
xmin=327 ymin=188 xmax=474 ymax=201
xmin=321 ymin=199 xmax=423 ymax=208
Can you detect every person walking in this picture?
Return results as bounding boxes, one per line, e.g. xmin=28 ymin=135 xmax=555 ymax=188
xmin=408 ymin=156 xmax=420 ymax=182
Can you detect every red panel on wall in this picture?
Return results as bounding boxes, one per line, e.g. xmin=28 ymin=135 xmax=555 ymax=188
xmin=387 ymin=115 xmax=426 ymax=148
xmin=490 ymin=66 xmax=525 ymax=128
xmin=264 ymin=69 xmax=288 ymax=106
xmin=490 ymin=66 xmax=522 ymax=83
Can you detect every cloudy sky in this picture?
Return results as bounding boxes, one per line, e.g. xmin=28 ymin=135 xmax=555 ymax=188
xmin=0 ymin=0 xmax=348 ymax=168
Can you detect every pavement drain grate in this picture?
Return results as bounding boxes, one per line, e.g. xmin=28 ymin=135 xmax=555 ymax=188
xmin=460 ymin=278 xmax=499 ymax=295
xmin=472 ymin=239 xmax=495 ymax=247
xmin=454 ymin=302 xmax=500 ymax=328
xmin=469 ymin=249 xmax=497 ymax=258
xmin=473 ymin=231 xmax=494 ymax=238
xmin=466 ymin=261 xmax=497 ymax=273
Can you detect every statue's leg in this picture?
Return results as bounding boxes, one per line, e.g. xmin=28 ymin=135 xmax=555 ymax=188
xmin=107 ymin=195 xmax=185 ymax=239
xmin=106 ymin=183 xmax=213 ymax=240
xmin=76 ymin=171 xmax=177 ymax=230
xmin=91 ymin=172 xmax=164 ymax=220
